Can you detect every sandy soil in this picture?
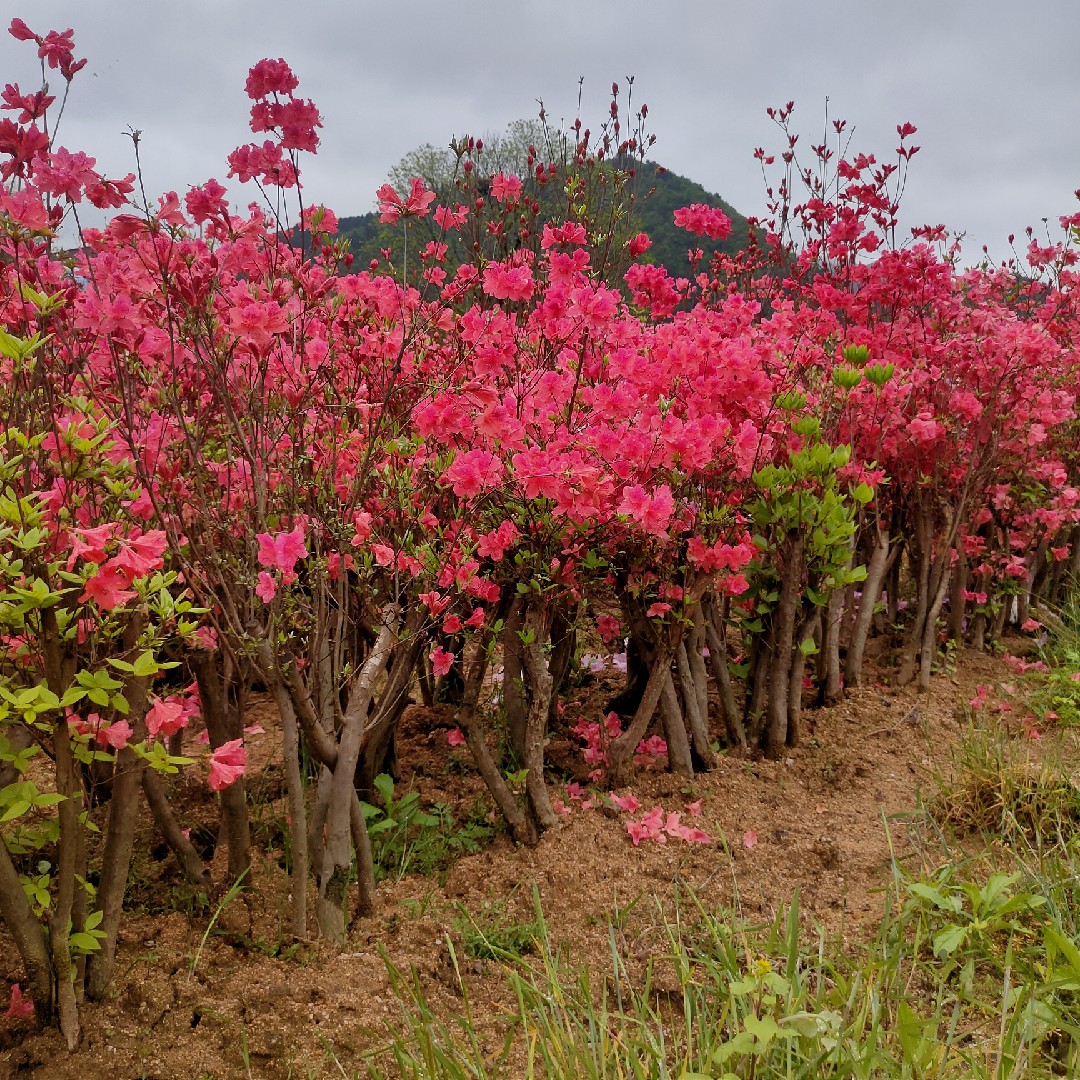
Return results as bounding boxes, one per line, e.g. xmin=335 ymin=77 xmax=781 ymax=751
xmin=0 ymin=646 xmax=1030 ymax=1078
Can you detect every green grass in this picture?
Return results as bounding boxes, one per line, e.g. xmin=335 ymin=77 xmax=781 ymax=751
xmin=1029 ymin=595 xmax=1080 ymax=728
xmin=454 ymin=897 xmax=540 ymax=962
xmin=929 ymin=719 xmax=1080 ymax=843
xmin=363 ymin=858 xmax=1080 ymax=1078
xmin=362 ymin=706 xmax=1080 ymax=1080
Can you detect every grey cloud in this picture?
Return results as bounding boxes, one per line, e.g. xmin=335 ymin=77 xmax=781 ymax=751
xmin=3 ymin=0 xmax=1077 ymax=261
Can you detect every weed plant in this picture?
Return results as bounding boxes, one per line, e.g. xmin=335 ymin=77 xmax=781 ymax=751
xmin=361 ymin=775 xmax=497 ymax=882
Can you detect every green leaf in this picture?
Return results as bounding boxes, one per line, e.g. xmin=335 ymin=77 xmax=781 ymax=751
xmin=932 ymin=923 xmax=969 ymax=957
xmin=743 ymin=1012 xmax=780 ymax=1046
xmin=0 ymin=799 xmax=31 ymax=822
xmin=832 ymin=365 xmax=862 ymax=390
xmin=865 ymin=362 xmax=895 ymax=387
xmin=0 ymin=328 xmax=25 ymax=361
xmin=1047 ymin=925 xmax=1080 ymax=976
xmin=897 ymin=998 xmax=933 ymax=1068
xmin=907 ymin=881 xmax=962 ymax=912
xmin=132 ymin=650 xmax=161 ymax=678
xmin=68 ymin=932 xmax=102 ymax=952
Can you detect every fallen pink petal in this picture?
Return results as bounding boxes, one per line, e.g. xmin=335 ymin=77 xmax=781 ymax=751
xmin=4 ymin=984 xmax=34 ymax=1021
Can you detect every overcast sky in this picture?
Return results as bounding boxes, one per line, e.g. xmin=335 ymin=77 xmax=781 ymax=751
xmin=4 ymin=1 xmax=1078 ymax=264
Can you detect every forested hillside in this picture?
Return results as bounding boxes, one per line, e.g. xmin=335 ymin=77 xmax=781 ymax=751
xmin=336 ymin=159 xmax=756 ymax=275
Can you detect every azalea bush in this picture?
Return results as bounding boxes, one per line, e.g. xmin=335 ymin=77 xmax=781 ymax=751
xmin=0 ymin=230 xmax=204 ymax=1045
xmin=1 ymin=15 xmax=1078 ymax=1047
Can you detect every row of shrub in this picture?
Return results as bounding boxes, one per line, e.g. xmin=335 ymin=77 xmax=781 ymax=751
xmin=1 ymin=19 xmax=1078 ymax=1044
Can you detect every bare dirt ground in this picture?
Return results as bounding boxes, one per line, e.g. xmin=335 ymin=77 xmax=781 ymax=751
xmin=0 ymin=646 xmax=1033 ymax=1078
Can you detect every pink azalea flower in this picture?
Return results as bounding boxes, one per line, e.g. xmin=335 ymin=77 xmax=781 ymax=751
xmin=430 ymin=645 xmax=455 ymax=678
xmin=640 ymin=806 xmax=665 ymax=835
xmin=4 ymin=983 xmax=34 ymax=1021
xmin=907 ymin=412 xmax=943 ymax=448
xmin=371 ymin=543 xmax=395 ymax=567
xmin=79 ymin=564 xmax=136 ymax=610
xmin=673 ymin=203 xmax=731 ymax=239
xmin=145 ymin=696 xmax=188 ymax=738
xmin=256 ymin=528 xmax=307 ymax=574
xmin=110 ymin=530 xmax=168 ymax=578
xmin=610 ymin=792 xmax=641 ymax=815
xmin=618 ymin=484 xmax=675 ymax=538
xmin=433 ymin=203 xmax=468 ymax=230
xmin=244 ymin=57 xmax=299 ymax=99
xmin=635 ymin=735 xmax=668 ymax=759
xmin=482 ymin=261 xmax=534 ymax=302
xmin=67 ymin=522 xmax=118 ymax=565
xmin=541 ymin=220 xmax=587 ymax=247
xmin=208 ymin=738 xmax=246 ymax=791
xmin=255 ymin=571 xmax=277 ymax=603
xmin=419 ymin=591 xmax=449 ymax=616
xmin=376 ymin=177 xmax=436 ymax=224
xmin=97 ymin=719 xmax=132 ymax=750
xmin=441 ymin=449 xmax=503 ymax=498
xmin=446 ymin=728 xmax=466 ymax=748
xmin=490 ymin=173 xmax=523 ymax=204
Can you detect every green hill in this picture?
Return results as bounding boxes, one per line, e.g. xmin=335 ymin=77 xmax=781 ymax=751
xmin=633 ymin=164 xmax=754 ymax=275
xmin=335 ymin=160 xmax=756 ymax=280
